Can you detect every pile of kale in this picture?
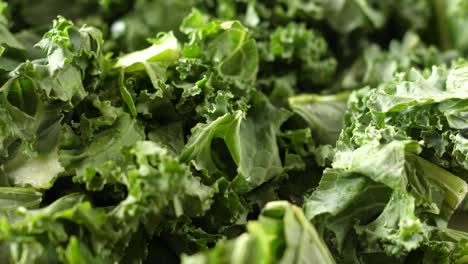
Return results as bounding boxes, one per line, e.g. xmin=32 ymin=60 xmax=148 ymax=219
xmin=0 ymin=0 xmax=468 ymax=263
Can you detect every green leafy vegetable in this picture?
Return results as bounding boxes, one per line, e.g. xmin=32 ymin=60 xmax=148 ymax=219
xmin=0 ymin=1 xmax=467 ymax=263
xmin=182 ymin=201 xmax=335 ymax=264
